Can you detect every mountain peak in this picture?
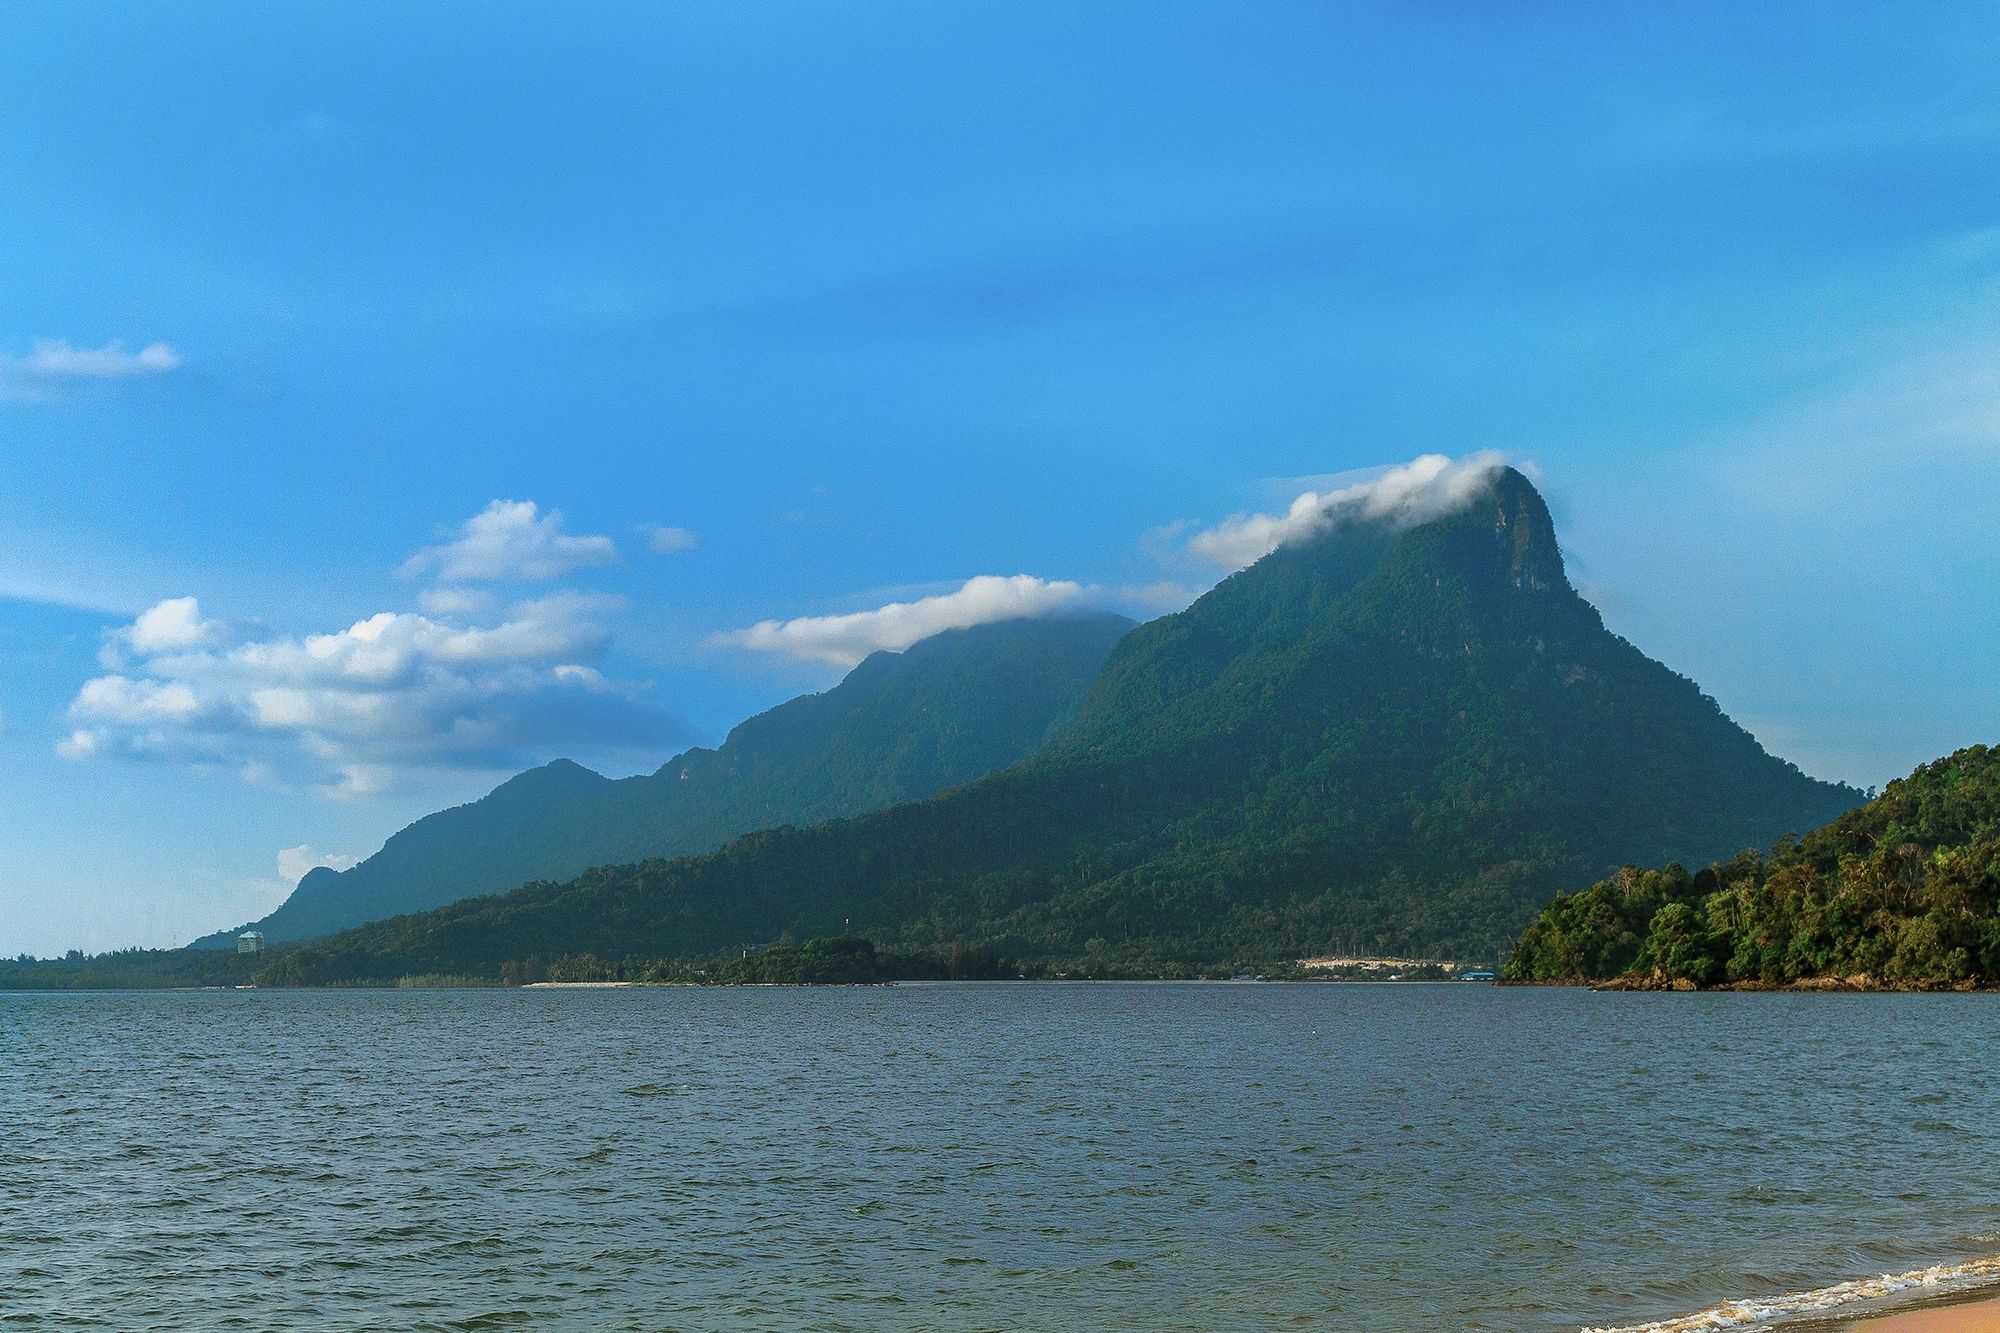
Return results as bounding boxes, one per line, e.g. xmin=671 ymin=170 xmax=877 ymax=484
xmin=1472 ymin=465 xmax=1568 ymax=593
xmin=496 ymin=757 xmax=607 ymax=794
xmin=223 ymin=451 xmax=1860 ymax=976
xmin=1204 ymin=462 xmax=1569 ymax=627
xmin=293 ymin=865 xmax=340 ymax=894
xmin=1325 ymin=462 xmax=1569 ymax=602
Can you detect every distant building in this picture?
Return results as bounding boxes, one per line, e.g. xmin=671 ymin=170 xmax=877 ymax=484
xmin=237 ymin=931 xmax=265 ymax=955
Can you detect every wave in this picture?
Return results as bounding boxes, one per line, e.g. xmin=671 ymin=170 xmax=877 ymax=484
xmin=1584 ymin=1255 xmax=2000 ymax=1332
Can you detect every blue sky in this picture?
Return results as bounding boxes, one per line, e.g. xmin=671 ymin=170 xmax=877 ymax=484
xmin=3 ymin=1 xmax=1998 ymax=955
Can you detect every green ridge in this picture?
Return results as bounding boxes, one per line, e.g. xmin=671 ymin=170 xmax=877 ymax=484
xmin=242 ymin=468 xmax=1861 ymax=983
xmin=189 ymin=612 xmax=1134 ymax=946
xmin=1505 ymin=744 xmax=2000 ymax=988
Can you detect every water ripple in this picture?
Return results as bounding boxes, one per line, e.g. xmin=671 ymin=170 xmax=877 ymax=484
xmin=3 ymin=986 xmax=2000 ymax=1330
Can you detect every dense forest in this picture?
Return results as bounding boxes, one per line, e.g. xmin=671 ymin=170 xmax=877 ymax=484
xmin=6 ymin=469 xmax=1867 ymax=990
xmin=0 ymin=936 xmax=1270 ymax=990
xmin=259 ymin=935 xmax=1028 ymax=986
xmin=1504 ymin=745 xmax=2000 ymax=989
xmin=12 ymin=469 xmax=1847 ymax=988
xmin=191 ymin=613 xmax=1133 ymax=946
xmin=0 ymin=947 xmax=260 ymax=991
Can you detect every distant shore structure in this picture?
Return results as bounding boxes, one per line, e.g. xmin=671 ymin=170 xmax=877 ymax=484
xmin=1298 ymin=955 xmax=1461 ymax=975
xmin=236 ymin=931 xmax=265 ymax=956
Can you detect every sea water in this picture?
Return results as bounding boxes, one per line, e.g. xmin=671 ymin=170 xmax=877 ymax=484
xmin=3 ymin=983 xmax=1997 ymax=1331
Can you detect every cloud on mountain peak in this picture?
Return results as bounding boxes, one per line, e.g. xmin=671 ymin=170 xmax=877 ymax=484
xmin=712 ymin=574 xmax=1091 ymax=667
xmin=1187 ymin=452 xmax=1509 ymax=570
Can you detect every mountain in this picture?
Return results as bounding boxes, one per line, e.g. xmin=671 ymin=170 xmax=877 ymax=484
xmin=255 ymin=466 xmax=1864 ymax=983
xmin=1505 ymin=744 xmax=2000 ymax=989
xmin=194 ymin=613 xmax=1135 ymax=946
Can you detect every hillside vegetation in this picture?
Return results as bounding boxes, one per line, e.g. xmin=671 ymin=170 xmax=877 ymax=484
xmin=207 ymin=469 xmax=1857 ymax=984
xmin=192 ymin=613 xmax=1133 ymax=945
xmin=1504 ymin=745 xmax=2000 ymax=989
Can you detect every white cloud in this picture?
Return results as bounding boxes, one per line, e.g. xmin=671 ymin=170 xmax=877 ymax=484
xmin=127 ymin=596 xmax=221 ymax=652
xmin=1117 ymin=581 xmax=1205 ymax=613
xmin=216 ymin=592 xmax=618 ymax=687
xmin=27 ymin=339 xmax=180 ymax=376
xmin=639 ymin=524 xmax=701 ymax=553
xmin=58 ymin=589 xmax=680 ymax=794
xmin=71 ymin=675 xmax=204 ymax=726
xmin=402 ymin=500 xmax=618 ymax=582
xmin=277 ymin=844 xmax=360 ymax=885
xmin=713 ymin=574 xmax=1090 ymax=667
xmin=0 ymin=338 xmax=181 ymax=399
xmin=1188 ymin=452 xmax=1509 ymax=570
xmin=416 ymin=586 xmax=496 ymax=616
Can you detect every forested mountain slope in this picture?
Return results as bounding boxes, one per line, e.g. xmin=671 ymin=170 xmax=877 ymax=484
xmin=1505 ymin=745 xmax=2000 ymax=989
xmin=193 ymin=613 xmax=1133 ymax=945
xmin=258 ymin=467 xmax=1862 ymax=981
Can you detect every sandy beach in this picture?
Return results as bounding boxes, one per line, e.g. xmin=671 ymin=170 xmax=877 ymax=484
xmin=1851 ymin=1295 xmax=2000 ymax=1331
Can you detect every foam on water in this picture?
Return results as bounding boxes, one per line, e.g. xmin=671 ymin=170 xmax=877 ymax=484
xmin=1583 ymin=1256 xmax=2000 ymax=1333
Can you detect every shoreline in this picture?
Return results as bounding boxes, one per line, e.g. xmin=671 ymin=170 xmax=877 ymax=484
xmin=1845 ymin=1292 xmax=2000 ymax=1330
xmin=1499 ymin=977 xmax=2000 ymax=994
xmin=1586 ymin=1258 xmax=2000 ymax=1333
xmin=2 ymin=975 xmax=1499 ymax=994
xmin=1593 ymin=973 xmax=1992 ymax=994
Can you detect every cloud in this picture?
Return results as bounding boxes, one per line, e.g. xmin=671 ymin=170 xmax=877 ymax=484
xmin=72 ymin=675 xmax=204 ymax=725
xmin=713 ymin=574 xmax=1090 ymax=667
xmin=98 ymin=596 xmax=224 ymax=669
xmin=123 ymin=595 xmax=221 ymax=654
xmin=59 ymin=590 xmax=682 ymax=795
xmin=277 ymin=844 xmax=360 ymax=885
xmin=1117 ymin=581 xmax=1205 ymax=614
xmin=639 ymin=524 xmax=701 ymax=553
xmin=0 ymin=338 xmax=182 ymax=399
xmin=402 ymin=500 xmax=618 ymax=582
xmin=416 ymin=586 xmax=496 ymax=616
xmin=26 ymin=340 xmax=180 ymax=376
xmin=1187 ymin=452 xmax=1509 ymax=570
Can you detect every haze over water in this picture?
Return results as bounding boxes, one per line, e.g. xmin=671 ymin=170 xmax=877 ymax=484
xmin=5 ymin=984 xmax=1997 ymax=1331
